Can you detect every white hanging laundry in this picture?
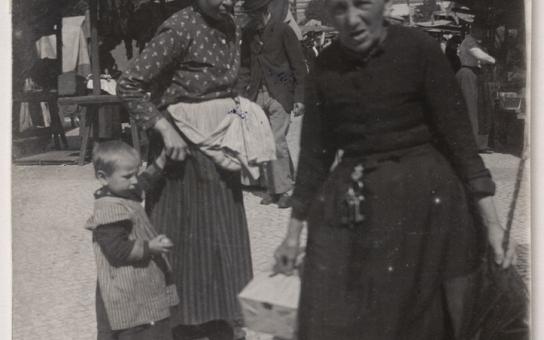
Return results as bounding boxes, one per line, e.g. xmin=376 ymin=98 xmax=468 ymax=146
xmin=34 ymin=15 xmax=91 ymax=76
xmin=40 ymin=102 xmax=52 ymax=127
xmin=19 ymin=102 xmax=33 ymax=132
xmin=35 ymin=35 xmax=56 ymax=59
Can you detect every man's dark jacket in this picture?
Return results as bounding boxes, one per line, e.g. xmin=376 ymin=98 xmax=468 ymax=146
xmin=240 ymin=19 xmax=306 ymax=112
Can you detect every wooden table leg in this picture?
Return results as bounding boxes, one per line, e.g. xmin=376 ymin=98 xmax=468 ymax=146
xmin=79 ymin=106 xmax=96 ymax=165
xmin=49 ymin=99 xmax=68 ymax=149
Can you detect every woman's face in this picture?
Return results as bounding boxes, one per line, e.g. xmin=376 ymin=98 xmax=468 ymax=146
xmin=326 ymin=0 xmax=390 ymax=53
xmin=197 ymin=0 xmax=235 ymax=19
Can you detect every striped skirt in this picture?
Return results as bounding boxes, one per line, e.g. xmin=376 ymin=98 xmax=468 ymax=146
xmin=145 ymin=100 xmax=253 ymax=326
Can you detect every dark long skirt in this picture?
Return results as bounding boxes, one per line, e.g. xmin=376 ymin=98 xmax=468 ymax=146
xmin=298 ymin=144 xmax=484 ymax=340
xmin=146 ymin=149 xmax=253 ymax=326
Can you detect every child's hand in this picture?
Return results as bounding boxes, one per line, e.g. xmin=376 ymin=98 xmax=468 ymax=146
xmin=153 ymin=149 xmax=168 ymax=170
xmin=149 ymin=234 xmax=174 ymax=254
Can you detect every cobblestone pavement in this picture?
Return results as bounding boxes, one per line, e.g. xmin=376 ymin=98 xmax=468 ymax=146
xmin=12 ymin=116 xmax=529 ymax=340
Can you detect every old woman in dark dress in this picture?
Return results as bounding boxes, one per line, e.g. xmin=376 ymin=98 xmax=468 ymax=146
xmin=118 ymin=0 xmax=251 ymax=339
xmin=273 ymin=0 xmax=516 ymax=339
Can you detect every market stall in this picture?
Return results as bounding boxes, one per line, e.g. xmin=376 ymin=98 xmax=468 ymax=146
xmin=12 ymin=1 xmax=67 ymax=160
xmin=13 ymin=0 xmax=528 ymax=163
xmin=13 ymin=0 xmax=189 ymax=164
xmin=452 ymin=0 xmax=527 ymax=153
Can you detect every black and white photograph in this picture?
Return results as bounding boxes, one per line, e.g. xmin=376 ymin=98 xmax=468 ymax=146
xmin=8 ymin=0 xmax=533 ymax=339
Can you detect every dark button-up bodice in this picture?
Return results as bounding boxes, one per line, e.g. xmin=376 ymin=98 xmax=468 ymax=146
xmin=291 ymin=25 xmax=495 ymax=220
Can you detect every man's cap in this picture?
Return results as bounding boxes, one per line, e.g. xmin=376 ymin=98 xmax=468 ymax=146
xmin=242 ymin=0 xmax=274 ymax=13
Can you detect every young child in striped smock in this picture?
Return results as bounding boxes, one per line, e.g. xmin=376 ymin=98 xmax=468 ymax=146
xmin=86 ymin=141 xmax=179 ymax=340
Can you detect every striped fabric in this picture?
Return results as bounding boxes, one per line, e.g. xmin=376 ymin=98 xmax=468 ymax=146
xmin=146 ymin=147 xmax=254 ymax=326
xmin=86 ymin=197 xmax=179 ymax=330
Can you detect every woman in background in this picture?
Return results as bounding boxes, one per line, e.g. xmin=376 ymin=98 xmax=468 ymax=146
xmin=456 ymin=25 xmax=496 ymax=153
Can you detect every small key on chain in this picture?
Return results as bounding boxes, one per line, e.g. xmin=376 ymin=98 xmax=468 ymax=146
xmin=340 ymin=164 xmax=365 ymax=228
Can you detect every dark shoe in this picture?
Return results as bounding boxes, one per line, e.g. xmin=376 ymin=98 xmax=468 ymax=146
xmin=203 ymin=320 xmax=234 ymax=340
xmin=172 ymin=324 xmax=205 ymax=340
xmin=260 ymin=193 xmax=278 ymax=205
xmin=277 ymin=193 xmax=292 ymax=209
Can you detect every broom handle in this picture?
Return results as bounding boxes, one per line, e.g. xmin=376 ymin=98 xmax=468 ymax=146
xmin=503 ymin=112 xmax=529 ymax=253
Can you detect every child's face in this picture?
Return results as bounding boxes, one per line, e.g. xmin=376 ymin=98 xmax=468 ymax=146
xmin=99 ymin=157 xmax=140 ymax=198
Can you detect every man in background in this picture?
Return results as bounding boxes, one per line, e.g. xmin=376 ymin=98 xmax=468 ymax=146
xmin=240 ymin=0 xmax=307 ymax=208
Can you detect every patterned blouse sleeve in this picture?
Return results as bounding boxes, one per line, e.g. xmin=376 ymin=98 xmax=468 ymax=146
xmin=117 ymin=19 xmax=190 ymax=130
xmin=422 ymin=35 xmax=495 ymax=198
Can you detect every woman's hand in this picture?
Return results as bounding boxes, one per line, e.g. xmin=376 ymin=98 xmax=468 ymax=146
xmin=273 ymin=218 xmax=304 ymax=275
xmin=153 ymin=118 xmax=190 ymax=161
xmin=273 ymin=236 xmax=300 ymax=275
xmin=487 ymin=222 xmax=517 ymax=268
xmin=292 ymin=102 xmax=305 ymax=117
xmin=477 ymin=196 xmax=517 ymax=268
xmin=153 ymin=148 xmax=168 ymax=170
xmin=487 ymin=224 xmax=517 ymax=268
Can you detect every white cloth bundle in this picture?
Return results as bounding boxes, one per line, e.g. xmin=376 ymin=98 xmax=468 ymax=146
xmin=168 ymin=97 xmax=276 ymax=179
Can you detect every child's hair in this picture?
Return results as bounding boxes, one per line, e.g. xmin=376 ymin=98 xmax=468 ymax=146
xmin=92 ymin=140 xmax=140 ymax=177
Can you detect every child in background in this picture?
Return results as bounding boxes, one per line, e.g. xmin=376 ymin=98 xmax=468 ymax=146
xmin=86 ymin=140 xmax=178 ymax=340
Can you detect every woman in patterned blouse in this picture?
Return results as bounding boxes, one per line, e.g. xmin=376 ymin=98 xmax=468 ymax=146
xmin=117 ymin=1 xmax=251 ymax=339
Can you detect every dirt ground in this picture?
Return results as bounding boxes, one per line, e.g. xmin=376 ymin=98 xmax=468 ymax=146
xmin=11 ymin=115 xmax=530 ymax=339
